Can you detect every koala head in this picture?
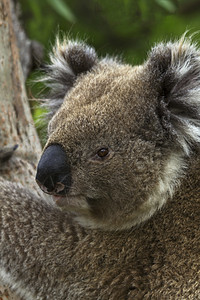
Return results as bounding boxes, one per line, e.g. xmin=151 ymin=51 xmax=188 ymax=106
xmin=36 ymin=36 xmax=200 ymax=230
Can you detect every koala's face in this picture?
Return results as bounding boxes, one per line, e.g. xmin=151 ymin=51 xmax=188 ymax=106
xmin=36 ymin=38 xmax=200 ymax=230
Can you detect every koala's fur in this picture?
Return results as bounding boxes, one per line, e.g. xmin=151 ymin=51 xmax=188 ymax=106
xmin=0 ymin=36 xmax=200 ymax=299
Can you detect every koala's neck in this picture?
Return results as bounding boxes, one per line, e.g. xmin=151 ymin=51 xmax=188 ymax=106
xmin=75 ymin=152 xmax=196 ymax=231
xmin=119 ymin=152 xmax=192 ymax=231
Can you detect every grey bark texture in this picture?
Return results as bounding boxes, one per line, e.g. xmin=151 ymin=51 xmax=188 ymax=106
xmin=10 ymin=0 xmax=43 ymax=80
xmin=0 ymin=0 xmax=43 ymax=298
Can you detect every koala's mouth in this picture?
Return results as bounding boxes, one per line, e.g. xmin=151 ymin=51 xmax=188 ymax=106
xmin=36 ymin=167 xmax=93 ymax=212
xmin=36 ymin=177 xmax=90 ymax=211
xmin=51 ymin=194 xmax=90 ymax=211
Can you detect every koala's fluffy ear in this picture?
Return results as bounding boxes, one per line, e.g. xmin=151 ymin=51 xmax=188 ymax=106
xmin=40 ymin=39 xmax=97 ymax=117
xmin=147 ymin=36 xmax=200 ymax=155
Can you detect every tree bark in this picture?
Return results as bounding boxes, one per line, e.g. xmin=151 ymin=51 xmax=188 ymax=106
xmin=10 ymin=0 xmax=44 ymax=80
xmin=0 ymin=0 xmax=43 ymax=298
xmin=0 ymin=0 xmax=43 ymax=192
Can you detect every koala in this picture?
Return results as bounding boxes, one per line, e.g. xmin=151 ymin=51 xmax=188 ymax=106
xmin=0 ymin=36 xmax=200 ymax=299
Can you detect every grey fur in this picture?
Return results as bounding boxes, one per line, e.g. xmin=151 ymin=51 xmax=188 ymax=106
xmin=40 ymin=39 xmax=97 ymax=118
xmin=0 ymin=36 xmax=200 ymax=299
xmin=147 ymin=38 xmax=200 ymax=154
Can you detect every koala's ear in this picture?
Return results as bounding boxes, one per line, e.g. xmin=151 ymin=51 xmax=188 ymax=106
xmin=40 ymin=39 xmax=97 ymax=117
xmin=147 ymin=36 xmax=200 ymax=155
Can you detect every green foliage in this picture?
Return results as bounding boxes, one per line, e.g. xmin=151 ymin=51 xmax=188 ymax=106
xmin=155 ymin=0 xmax=176 ymax=13
xmin=46 ymin=0 xmax=76 ymax=23
xmin=20 ymin=0 xmax=200 ymax=63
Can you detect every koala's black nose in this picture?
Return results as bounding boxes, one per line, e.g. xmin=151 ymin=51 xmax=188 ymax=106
xmin=36 ymin=144 xmax=71 ymax=195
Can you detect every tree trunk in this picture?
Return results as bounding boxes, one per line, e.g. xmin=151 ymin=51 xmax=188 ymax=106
xmin=0 ymin=0 xmax=43 ymax=192
xmin=0 ymin=0 xmax=43 ymax=298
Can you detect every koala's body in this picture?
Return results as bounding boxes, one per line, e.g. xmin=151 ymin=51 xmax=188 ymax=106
xmin=0 ymin=36 xmax=200 ymax=299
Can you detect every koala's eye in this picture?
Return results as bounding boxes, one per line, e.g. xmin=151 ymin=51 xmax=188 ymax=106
xmin=97 ymin=148 xmax=109 ymax=158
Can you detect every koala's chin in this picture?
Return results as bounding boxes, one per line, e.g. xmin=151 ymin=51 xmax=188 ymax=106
xmin=36 ymin=36 xmax=200 ymax=231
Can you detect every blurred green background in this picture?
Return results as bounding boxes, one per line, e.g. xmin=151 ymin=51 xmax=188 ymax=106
xmin=19 ymin=0 xmax=200 ymax=63
xmin=19 ymin=0 xmax=200 ymax=142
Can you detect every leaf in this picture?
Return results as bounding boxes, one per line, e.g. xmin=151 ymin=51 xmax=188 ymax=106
xmin=46 ymin=0 xmax=76 ymax=23
xmin=155 ymin=0 xmax=176 ymax=13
